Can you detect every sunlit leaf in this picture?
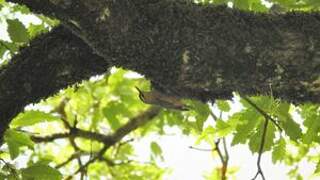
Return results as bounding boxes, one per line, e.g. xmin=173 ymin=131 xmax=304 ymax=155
xmin=234 ymin=0 xmax=249 ymax=10
xmin=215 ymin=119 xmax=233 ymax=137
xmin=4 ymin=130 xmax=34 ymax=159
xmin=21 ymin=163 xmax=62 ymax=180
xmin=248 ymin=120 xmax=276 ymax=153
xmin=281 ymin=116 xmax=302 ymax=141
xmin=191 ymin=101 xmax=210 ymax=132
xmin=28 ymin=23 xmax=48 ymax=38
xmin=11 ymin=110 xmax=60 ymax=127
xmin=103 ymin=101 xmax=131 ymax=130
xmin=0 ymin=41 xmax=18 ymax=55
xmin=300 ymin=104 xmax=320 ymax=144
xmin=216 ymin=100 xmax=230 ymax=112
xmin=274 ymin=102 xmax=301 ymax=141
xmin=272 ymin=138 xmax=286 ymax=163
xmin=231 ymin=110 xmax=261 ymax=145
xmin=315 ymin=160 xmax=320 ymax=174
xmin=196 ymin=126 xmax=215 ymax=144
xmin=150 ymin=142 xmax=162 ymax=157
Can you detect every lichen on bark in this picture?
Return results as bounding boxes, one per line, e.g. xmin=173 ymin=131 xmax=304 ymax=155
xmin=67 ymin=0 xmax=320 ymax=103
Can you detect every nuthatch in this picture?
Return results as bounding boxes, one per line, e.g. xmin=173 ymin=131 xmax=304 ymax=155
xmin=135 ymin=86 xmax=189 ymax=111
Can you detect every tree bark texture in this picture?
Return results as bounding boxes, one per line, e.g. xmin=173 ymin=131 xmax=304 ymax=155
xmin=0 ymin=26 xmax=108 ymax=142
xmin=2 ymin=0 xmax=320 ymax=140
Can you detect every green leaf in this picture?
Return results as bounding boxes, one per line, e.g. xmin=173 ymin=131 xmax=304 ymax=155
xmin=274 ymin=102 xmax=302 ymax=141
xmin=272 ymin=0 xmax=298 ymax=8
xmin=241 ymin=96 xmax=275 ymax=111
xmin=213 ymin=0 xmax=229 ymax=5
xmin=150 ymin=142 xmax=162 ymax=157
xmin=103 ymin=101 xmax=130 ymax=130
xmin=28 ymin=23 xmax=48 ymax=38
xmin=4 ymin=130 xmax=34 ymax=159
xmin=231 ymin=110 xmax=261 ymax=145
xmin=6 ymin=140 xmax=20 ymax=160
xmin=11 ymin=110 xmax=60 ymax=127
xmin=215 ymin=119 xmax=233 ymax=137
xmin=5 ymin=130 xmax=34 ymax=148
xmin=0 ymin=172 xmax=6 ymax=180
xmin=191 ymin=101 xmax=210 ymax=132
xmin=21 ymin=163 xmax=62 ymax=180
xmin=196 ymin=126 xmax=215 ymax=144
xmin=12 ymin=4 xmax=30 ymax=14
xmin=300 ymin=104 xmax=320 ymax=144
xmin=0 ymin=41 xmax=18 ymax=55
xmin=216 ymin=100 xmax=230 ymax=112
xmin=282 ymin=116 xmax=302 ymax=141
xmin=302 ymin=128 xmax=318 ymax=144
xmin=272 ymin=138 xmax=286 ymax=163
xmin=251 ymin=2 xmax=269 ymax=12
xmin=248 ymin=120 xmax=276 ymax=153
xmin=7 ymin=19 xmax=29 ymax=43
xmin=315 ymin=160 xmax=320 ymax=174
xmin=234 ymin=0 xmax=250 ymax=10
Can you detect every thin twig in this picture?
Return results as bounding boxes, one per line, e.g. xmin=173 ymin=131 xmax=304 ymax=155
xmin=251 ymin=118 xmax=269 ymax=180
xmin=69 ymin=136 xmax=84 ymax=177
xmin=64 ymin=107 xmax=160 ymax=178
xmin=222 ymin=138 xmax=229 ymax=164
xmin=55 ymin=152 xmax=81 ymax=169
xmin=209 ymin=110 xmax=230 ymax=180
xmin=113 ymin=138 xmax=135 ymax=157
xmin=214 ymin=141 xmax=225 ymax=164
xmin=221 ymin=138 xmax=229 ymax=180
xmin=65 ymin=145 xmax=108 ymax=180
xmin=189 ymin=146 xmax=214 ymax=152
xmin=241 ymin=95 xmax=282 ymax=131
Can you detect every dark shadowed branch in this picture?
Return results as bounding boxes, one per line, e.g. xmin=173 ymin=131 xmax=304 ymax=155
xmin=0 ymin=25 xmax=108 ymax=144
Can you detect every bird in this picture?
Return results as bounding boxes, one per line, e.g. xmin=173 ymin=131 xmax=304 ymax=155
xmin=135 ymin=86 xmax=189 ymax=111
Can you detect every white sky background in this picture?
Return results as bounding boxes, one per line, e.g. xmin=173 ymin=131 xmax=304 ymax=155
xmin=136 ymin=133 xmax=314 ymax=180
xmin=0 ymin=2 xmax=318 ymax=180
xmin=133 ymin=110 xmax=316 ymax=180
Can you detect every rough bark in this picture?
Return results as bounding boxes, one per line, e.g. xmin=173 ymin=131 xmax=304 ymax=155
xmin=0 ymin=26 xmax=108 ymax=143
xmin=2 ymin=0 xmax=320 ymax=140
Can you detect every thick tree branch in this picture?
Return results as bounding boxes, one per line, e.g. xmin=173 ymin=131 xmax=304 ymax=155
xmin=11 ymin=1 xmax=320 ymax=103
xmin=0 ymin=26 xmax=108 ymax=143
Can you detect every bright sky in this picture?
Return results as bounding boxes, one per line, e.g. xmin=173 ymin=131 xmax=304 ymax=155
xmin=134 ymin=127 xmax=316 ymax=180
xmin=0 ymin=2 xmax=318 ymax=180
